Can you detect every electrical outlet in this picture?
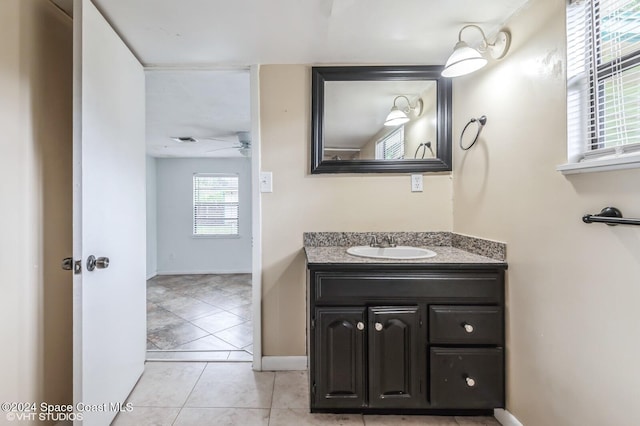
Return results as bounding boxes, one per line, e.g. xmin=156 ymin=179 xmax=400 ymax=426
xmin=260 ymin=172 xmax=273 ymax=193
xmin=411 ymin=174 xmax=423 ymax=192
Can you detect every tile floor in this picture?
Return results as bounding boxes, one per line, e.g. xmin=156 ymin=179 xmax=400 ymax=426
xmin=147 ymin=274 xmax=252 ymax=360
xmin=113 ymin=362 xmax=501 ymax=426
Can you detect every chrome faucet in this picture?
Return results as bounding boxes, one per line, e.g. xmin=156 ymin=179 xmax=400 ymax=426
xmin=369 ymin=235 xmax=397 ymax=248
xmin=385 ymin=235 xmax=397 ymax=248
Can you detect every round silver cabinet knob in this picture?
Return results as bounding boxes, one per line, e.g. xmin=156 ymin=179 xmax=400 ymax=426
xmin=374 ymin=322 xmax=383 ymax=332
xmin=357 ymin=322 xmax=365 ymax=331
xmin=465 ymin=377 xmax=476 ymax=387
xmin=463 ymin=323 xmax=474 ymax=333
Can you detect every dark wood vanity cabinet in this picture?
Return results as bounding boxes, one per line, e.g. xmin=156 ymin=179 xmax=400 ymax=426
xmin=314 ymin=305 xmax=424 ymax=410
xmin=307 ymin=264 xmax=507 ymax=414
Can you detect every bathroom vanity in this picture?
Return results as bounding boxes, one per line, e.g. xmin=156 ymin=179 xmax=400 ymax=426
xmin=304 ymin=232 xmax=507 ymax=415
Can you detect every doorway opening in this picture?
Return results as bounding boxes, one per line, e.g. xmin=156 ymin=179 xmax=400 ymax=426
xmin=144 ymin=68 xmax=258 ymax=364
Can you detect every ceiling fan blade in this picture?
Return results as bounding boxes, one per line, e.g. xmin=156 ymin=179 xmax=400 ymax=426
xmin=205 ymin=144 xmax=241 ymax=153
xmin=170 ymin=134 xmax=239 ymax=144
xmin=198 ymin=135 xmax=238 ymax=143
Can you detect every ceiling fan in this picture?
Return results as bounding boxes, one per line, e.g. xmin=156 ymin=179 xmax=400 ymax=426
xmin=169 ymin=131 xmax=251 ymax=157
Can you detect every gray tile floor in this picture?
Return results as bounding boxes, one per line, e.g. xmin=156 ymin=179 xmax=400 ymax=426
xmin=114 ymin=362 xmax=501 ymax=426
xmin=147 ymin=274 xmax=252 ymax=360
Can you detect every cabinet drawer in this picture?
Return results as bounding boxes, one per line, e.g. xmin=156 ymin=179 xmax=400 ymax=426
xmin=314 ymin=271 xmax=503 ymax=305
xmin=429 ymin=306 xmax=503 ymax=344
xmin=430 ymin=348 xmax=504 ymax=409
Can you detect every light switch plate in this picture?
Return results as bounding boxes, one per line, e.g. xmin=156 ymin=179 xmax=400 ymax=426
xmin=260 ymin=172 xmax=273 ymax=193
xmin=411 ymin=174 xmax=423 ymax=192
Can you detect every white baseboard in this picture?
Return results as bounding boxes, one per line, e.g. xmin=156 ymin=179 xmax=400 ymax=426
xmin=156 ymin=269 xmax=252 ymax=275
xmin=261 ymin=356 xmax=307 ymax=371
xmin=146 ymin=272 xmax=157 ymax=280
xmin=494 ymin=409 xmax=524 ymax=426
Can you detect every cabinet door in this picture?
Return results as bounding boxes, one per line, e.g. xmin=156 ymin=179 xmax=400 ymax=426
xmin=368 ymin=306 xmax=425 ymax=408
xmin=314 ymin=307 xmax=366 ymax=408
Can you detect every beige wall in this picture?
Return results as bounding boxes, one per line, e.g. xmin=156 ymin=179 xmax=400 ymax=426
xmin=260 ymin=65 xmax=453 ymax=355
xmin=452 ymin=0 xmax=640 ymax=424
xmin=0 ymin=0 xmax=73 ymax=418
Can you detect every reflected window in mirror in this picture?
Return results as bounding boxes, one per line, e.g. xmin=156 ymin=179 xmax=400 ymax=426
xmin=375 ymin=127 xmax=404 ymax=160
xmin=311 ymin=66 xmax=452 ymax=174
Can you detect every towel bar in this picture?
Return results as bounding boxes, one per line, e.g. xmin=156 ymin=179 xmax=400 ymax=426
xmin=582 ymin=207 xmax=640 ymax=226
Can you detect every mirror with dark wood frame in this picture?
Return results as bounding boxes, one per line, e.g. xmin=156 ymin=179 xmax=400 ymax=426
xmin=311 ymin=66 xmax=452 ymax=174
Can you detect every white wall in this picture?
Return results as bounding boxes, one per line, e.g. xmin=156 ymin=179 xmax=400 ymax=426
xmin=0 ymin=0 xmax=73 ymax=412
xmin=156 ymin=157 xmax=252 ymax=274
xmin=146 ymin=155 xmax=158 ymax=278
xmin=452 ymin=0 xmax=640 ymax=424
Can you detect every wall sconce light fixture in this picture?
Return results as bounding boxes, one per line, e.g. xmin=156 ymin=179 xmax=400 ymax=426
xmin=441 ymin=25 xmax=511 ymax=78
xmin=384 ymin=95 xmax=423 ymax=127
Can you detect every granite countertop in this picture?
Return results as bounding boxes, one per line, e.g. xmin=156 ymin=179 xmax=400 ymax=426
xmin=303 ymin=232 xmax=507 ymax=266
xmin=304 ymin=245 xmax=505 ymax=265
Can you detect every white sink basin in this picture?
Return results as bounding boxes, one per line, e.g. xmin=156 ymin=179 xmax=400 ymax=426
xmin=346 ymin=246 xmax=437 ymax=260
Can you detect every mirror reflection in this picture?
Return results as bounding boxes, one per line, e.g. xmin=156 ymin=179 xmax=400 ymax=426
xmin=323 ymin=80 xmax=437 ymax=161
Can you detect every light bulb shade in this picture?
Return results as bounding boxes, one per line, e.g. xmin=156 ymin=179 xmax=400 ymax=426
xmin=384 ymin=106 xmax=410 ymax=126
xmin=441 ymin=41 xmax=488 ymax=78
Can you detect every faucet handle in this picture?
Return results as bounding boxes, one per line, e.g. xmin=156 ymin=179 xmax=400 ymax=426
xmin=369 ymin=235 xmax=379 ymax=247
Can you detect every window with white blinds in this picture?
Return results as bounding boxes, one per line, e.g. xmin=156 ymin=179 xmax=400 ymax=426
xmin=375 ymin=126 xmax=405 ymax=160
xmin=566 ymin=0 xmax=640 ymax=166
xmin=193 ymin=174 xmax=239 ymax=236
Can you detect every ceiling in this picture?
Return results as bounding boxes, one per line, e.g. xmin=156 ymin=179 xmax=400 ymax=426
xmin=145 ymin=69 xmax=251 ymax=158
xmin=53 ymin=0 xmax=530 ymax=158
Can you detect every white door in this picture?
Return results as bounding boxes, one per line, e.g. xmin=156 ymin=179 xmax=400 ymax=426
xmin=72 ymin=1 xmax=146 ymax=424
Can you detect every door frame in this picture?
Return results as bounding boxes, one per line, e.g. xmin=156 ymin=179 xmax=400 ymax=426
xmin=249 ymin=65 xmax=262 ymax=370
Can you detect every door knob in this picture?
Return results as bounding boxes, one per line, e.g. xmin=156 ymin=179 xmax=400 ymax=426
xmin=96 ymin=257 xmax=110 ymax=269
xmin=86 ymin=255 xmax=110 ymax=271
xmin=463 ymin=323 xmax=474 ymax=333
xmin=465 ymin=376 xmax=476 ymax=387
xmin=374 ymin=322 xmax=383 ymax=332
xmin=356 ymin=322 xmax=365 ymax=330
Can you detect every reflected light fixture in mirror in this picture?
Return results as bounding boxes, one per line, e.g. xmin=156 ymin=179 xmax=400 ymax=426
xmin=384 ymin=95 xmax=423 ymax=126
xmin=441 ymin=24 xmax=511 ymax=78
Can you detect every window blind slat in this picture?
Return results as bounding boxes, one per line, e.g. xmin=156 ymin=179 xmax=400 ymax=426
xmin=567 ymin=0 xmax=640 ymax=160
xmin=193 ymin=174 xmax=239 ymax=236
xmin=375 ymin=126 xmax=405 ymax=160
